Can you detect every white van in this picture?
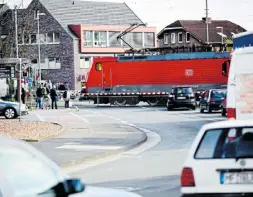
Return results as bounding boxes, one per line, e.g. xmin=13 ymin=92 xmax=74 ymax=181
xmin=224 ymin=31 xmax=253 ymax=119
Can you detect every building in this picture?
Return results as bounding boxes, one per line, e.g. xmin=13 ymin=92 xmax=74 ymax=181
xmin=157 ymin=19 xmax=246 ymax=51
xmin=0 ymin=0 xmax=156 ymax=90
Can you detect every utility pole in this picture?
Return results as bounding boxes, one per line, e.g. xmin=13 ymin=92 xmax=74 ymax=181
xmin=205 ymin=0 xmax=209 ymax=44
xmin=14 ymin=5 xmax=22 ymax=106
xmin=14 ymin=5 xmax=18 ymax=58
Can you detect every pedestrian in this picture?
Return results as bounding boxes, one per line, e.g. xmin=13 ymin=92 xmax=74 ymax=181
xmin=50 ymin=85 xmax=58 ymax=109
xmin=36 ymin=85 xmax=43 ymax=109
xmin=63 ymin=89 xmax=71 ymax=108
xmin=21 ymin=86 xmax=26 ymax=105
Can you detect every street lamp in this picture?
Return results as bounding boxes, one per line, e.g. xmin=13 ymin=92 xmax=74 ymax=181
xmin=216 ymin=26 xmax=224 ymax=45
xmin=35 ymin=10 xmax=45 ymax=87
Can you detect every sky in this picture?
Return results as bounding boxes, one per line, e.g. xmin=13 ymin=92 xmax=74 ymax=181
xmin=5 ymin=0 xmax=253 ymax=32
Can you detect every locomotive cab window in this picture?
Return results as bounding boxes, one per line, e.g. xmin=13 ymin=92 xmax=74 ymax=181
xmin=95 ymin=62 xmax=102 ymax=71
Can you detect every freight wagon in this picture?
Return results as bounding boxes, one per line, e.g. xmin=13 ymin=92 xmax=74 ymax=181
xmin=82 ymin=51 xmax=230 ymax=106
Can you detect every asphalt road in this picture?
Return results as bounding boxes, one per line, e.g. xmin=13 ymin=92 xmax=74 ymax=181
xmin=67 ymin=102 xmax=226 ymax=197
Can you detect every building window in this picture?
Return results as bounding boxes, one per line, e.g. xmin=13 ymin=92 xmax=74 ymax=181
xmin=83 ymin=31 xmax=93 ymax=47
xmin=80 ymin=57 xmax=91 ymax=69
xmin=132 ymin=32 xmax=142 ymax=48
xmin=186 ymin=32 xmax=190 ymax=42
xmin=39 ymin=34 xmax=47 ymax=44
xmin=171 ymin=33 xmax=176 ymax=44
xmin=47 ymin=33 xmax=54 ymax=43
xmin=164 ymin=33 xmax=169 ymax=44
xmin=108 ymin=31 xmax=121 ymax=47
xmin=18 ymin=34 xmax=23 ymax=44
xmin=54 ymin=33 xmax=60 ymax=42
xmin=178 ymin=32 xmax=183 ymax=43
xmin=48 ymin=57 xmax=61 ymax=69
xmin=94 ymin=31 xmax=107 ymax=47
xmin=144 ymin=32 xmax=154 ymax=47
xmin=24 ymin=34 xmax=29 ymax=44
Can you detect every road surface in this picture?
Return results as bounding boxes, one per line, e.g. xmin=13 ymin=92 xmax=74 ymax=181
xmin=65 ymin=102 xmax=225 ymax=197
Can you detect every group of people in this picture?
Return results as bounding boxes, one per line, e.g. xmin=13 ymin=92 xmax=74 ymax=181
xmin=36 ymin=84 xmax=71 ymax=110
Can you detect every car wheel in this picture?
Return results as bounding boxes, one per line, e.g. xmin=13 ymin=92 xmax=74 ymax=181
xmin=222 ymin=109 xmax=226 ymax=117
xmin=191 ymin=105 xmax=196 ymax=110
xmin=4 ymin=107 xmax=17 ymax=119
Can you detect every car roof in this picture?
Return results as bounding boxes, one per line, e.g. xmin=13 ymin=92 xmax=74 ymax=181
xmin=202 ymin=120 xmax=253 ymax=131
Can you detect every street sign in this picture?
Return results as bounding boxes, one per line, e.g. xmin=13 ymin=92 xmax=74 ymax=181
xmin=0 ymin=66 xmax=15 ymax=78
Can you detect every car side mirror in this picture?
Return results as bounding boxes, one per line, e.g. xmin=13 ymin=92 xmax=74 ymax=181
xmin=65 ymin=179 xmax=85 ymax=195
xmin=48 ymin=178 xmax=85 ymax=197
xmin=222 ymin=61 xmax=228 ymax=77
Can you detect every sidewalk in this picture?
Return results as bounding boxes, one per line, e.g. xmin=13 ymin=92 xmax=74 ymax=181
xmin=30 ymin=122 xmax=147 ymax=168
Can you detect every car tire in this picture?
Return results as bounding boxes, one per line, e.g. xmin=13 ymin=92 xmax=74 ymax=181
xmin=4 ymin=107 xmax=17 ymax=119
xmin=191 ymin=105 xmax=196 ymax=110
xmin=222 ymin=109 xmax=226 ymax=117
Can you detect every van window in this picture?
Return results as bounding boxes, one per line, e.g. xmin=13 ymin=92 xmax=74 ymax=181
xmin=175 ymin=87 xmax=193 ymax=94
xmin=194 ymin=127 xmax=253 ymax=159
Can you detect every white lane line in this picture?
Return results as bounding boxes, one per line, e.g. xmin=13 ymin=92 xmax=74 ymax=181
xmin=69 ymin=112 xmax=90 ymax=123
xmin=35 ymin=114 xmax=45 ymax=122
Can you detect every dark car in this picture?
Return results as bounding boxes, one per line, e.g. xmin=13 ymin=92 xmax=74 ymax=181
xmin=166 ymin=87 xmax=196 ymax=110
xmin=199 ymin=89 xmax=227 ymax=113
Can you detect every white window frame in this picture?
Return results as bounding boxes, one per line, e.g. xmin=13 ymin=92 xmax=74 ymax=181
xmin=93 ymin=31 xmax=107 ymax=47
xmin=164 ymin=33 xmax=169 ymax=44
xmin=80 ymin=57 xmax=91 ymax=69
xmin=186 ymin=32 xmax=191 ymax=42
xmin=171 ymin=33 xmax=176 ymax=44
xmin=48 ymin=57 xmax=61 ymax=69
xmin=18 ymin=33 xmax=60 ymax=45
xmin=178 ymin=32 xmax=183 ymax=43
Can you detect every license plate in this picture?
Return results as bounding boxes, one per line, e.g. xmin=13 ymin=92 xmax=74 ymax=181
xmin=177 ymin=97 xmax=186 ymax=99
xmin=221 ymin=172 xmax=253 ymax=184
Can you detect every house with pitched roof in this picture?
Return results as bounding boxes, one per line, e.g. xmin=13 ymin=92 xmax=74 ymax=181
xmin=0 ymin=0 xmax=156 ymax=90
xmin=157 ymin=19 xmax=246 ymax=51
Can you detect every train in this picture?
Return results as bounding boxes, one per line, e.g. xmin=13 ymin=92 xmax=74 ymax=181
xmin=81 ymin=51 xmax=230 ymax=106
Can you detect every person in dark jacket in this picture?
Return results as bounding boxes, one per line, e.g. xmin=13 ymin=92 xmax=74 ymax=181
xmin=36 ymin=85 xmax=43 ymax=109
xmin=50 ymin=86 xmax=58 ymax=109
xmin=21 ymin=87 xmax=26 ymax=104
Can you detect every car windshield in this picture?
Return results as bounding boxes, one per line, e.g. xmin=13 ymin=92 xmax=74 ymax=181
xmin=174 ymin=88 xmax=193 ymax=94
xmin=195 ymin=127 xmax=253 ymax=159
xmin=211 ymin=90 xmax=226 ymax=98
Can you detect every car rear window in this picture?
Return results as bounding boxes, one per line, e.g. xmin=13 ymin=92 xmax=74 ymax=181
xmin=211 ymin=90 xmax=226 ymax=98
xmin=194 ymin=127 xmax=253 ymax=159
xmin=174 ymin=87 xmax=193 ymax=94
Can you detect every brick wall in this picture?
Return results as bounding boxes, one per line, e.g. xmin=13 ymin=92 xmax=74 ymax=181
xmin=15 ymin=0 xmax=76 ymax=89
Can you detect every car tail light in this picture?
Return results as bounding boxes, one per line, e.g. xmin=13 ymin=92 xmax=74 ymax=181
xmin=227 ymin=108 xmax=236 ymax=119
xmin=181 ymin=167 xmax=195 ymax=187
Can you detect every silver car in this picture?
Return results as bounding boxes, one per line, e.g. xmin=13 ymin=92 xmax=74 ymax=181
xmin=0 ymin=99 xmax=28 ymax=119
xmin=0 ymin=135 xmax=142 ymax=197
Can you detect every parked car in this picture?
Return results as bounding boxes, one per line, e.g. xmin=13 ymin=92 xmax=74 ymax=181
xmin=166 ymin=86 xmax=196 ymax=110
xmin=221 ymin=96 xmax=227 ymax=117
xmin=0 ymin=135 xmax=142 ymax=197
xmin=199 ymin=89 xmax=226 ymax=113
xmin=181 ymin=119 xmax=253 ymax=196
xmin=0 ymin=99 xmax=28 ymax=119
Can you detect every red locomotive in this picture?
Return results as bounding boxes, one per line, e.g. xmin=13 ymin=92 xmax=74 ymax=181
xmin=82 ymin=51 xmax=230 ymax=106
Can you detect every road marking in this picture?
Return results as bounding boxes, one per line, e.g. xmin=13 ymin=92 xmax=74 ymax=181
xmin=63 ymin=118 xmax=162 ymax=174
xmin=69 ymin=112 xmax=89 ymax=123
xmin=34 ymin=114 xmax=45 ymax=122
xmin=55 ymin=144 xmax=122 ymax=150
